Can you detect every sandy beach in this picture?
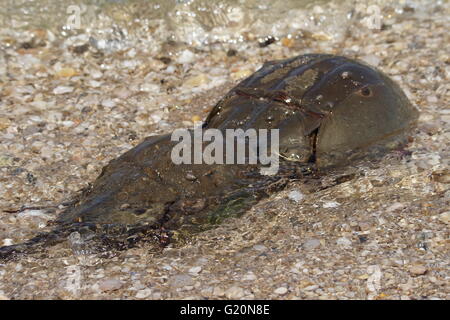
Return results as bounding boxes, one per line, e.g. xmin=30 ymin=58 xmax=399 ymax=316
xmin=0 ymin=0 xmax=448 ymax=299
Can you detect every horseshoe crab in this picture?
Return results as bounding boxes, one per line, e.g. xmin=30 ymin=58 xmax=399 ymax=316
xmin=0 ymin=54 xmax=418 ymax=260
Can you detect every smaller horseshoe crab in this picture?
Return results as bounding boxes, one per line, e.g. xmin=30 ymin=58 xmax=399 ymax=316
xmin=0 ymin=54 xmax=418 ymax=260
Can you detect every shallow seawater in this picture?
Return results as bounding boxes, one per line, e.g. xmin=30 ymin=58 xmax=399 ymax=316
xmin=2 ymin=0 xmax=349 ymax=43
xmin=0 ymin=0 xmax=448 ymax=300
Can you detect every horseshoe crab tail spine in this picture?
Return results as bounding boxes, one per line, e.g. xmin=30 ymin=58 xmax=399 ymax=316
xmin=0 ymin=223 xmax=163 ymax=261
xmin=0 ymin=228 xmax=74 ymax=261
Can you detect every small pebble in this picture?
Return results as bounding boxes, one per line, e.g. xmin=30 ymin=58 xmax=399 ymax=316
xmin=185 ymin=74 xmax=208 ymax=87
xmin=17 ymin=209 xmax=52 ymax=220
xmin=386 ymin=202 xmax=405 ymax=212
xmin=90 ymin=69 xmax=103 ymax=79
xmin=358 ymin=222 xmax=372 ymax=231
xmin=226 ymin=49 xmax=237 ymax=56
xmin=185 ymin=173 xmax=197 ymax=181
xmin=367 ymin=265 xmax=382 ymax=293
xmin=0 ymin=291 xmax=9 ymax=300
xmin=89 ymin=80 xmax=102 ymax=88
xmin=311 ymin=32 xmax=331 ymax=41
xmin=56 ymin=67 xmax=77 ymax=78
xmin=336 ymin=237 xmax=352 ymax=248
xmin=168 ymin=275 xmax=194 ymax=288
xmin=0 ymin=117 xmax=12 ymax=130
xmin=2 ymin=239 xmax=13 ymax=246
xmin=252 ymin=244 xmax=267 ymax=251
xmin=427 ymin=95 xmax=438 ymax=103
xmin=140 ymin=83 xmax=160 ymax=93
xmin=135 ymin=288 xmax=152 ymax=299
xmin=0 ymin=155 xmax=13 ymax=166
xmin=438 ymin=212 xmax=450 ymax=224
xmin=113 ymin=87 xmax=132 ymax=99
xmin=431 ymin=170 xmax=450 ymax=183
xmin=161 ymin=264 xmax=172 ymax=271
xmin=258 ymin=36 xmax=276 ymax=47
xmin=230 ymin=69 xmax=252 ymax=81
xmin=361 ymin=54 xmax=381 ymax=67
xmin=225 ymin=286 xmax=245 ymax=299
xmin=148 ymin=58 xmax=166 ymax=70
xmin=191 ymin=115 xmax=202 ymax=123
xmin=409 ymin=265 xmax=427 ymax=276
xmin=189 ymin=266 xmax=202 ymax=274
xmin=303 ymin=238 xmax=321 ymax=250
xmin=213 ymin=287 xmax=225 ymax=297
xmin=242 ymin=272 xmax=256 ymax=281
xmin=304 ymin=285 xmax=319 ymax=291
xmin=281 ymin=37 xmax=294 ymax=47
xmin=53 ymin=86 xmax=74 ymax=95
xmin=101 ymin=99 xmax=116 ymax=108
xmin=323 ymin=201 xmax=340 ymax=208
xmin=274 ymin=287 xmax=288 ymax=295
xmin=288 ymin=190 xmax=304 ymax=203
xmin=98 ymin=279 xmax=123 ymax=292
xmin=177 ymin=49 xmax=195 ymax=64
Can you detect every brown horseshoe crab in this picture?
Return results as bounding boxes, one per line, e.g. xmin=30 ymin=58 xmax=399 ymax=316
xmin=0 ymin=54 xmax=418 ymax=260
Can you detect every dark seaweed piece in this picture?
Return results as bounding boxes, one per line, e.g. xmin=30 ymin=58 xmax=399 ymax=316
xmin=258 ymin=36 xmax=277 ymax=47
